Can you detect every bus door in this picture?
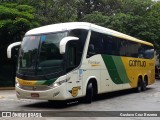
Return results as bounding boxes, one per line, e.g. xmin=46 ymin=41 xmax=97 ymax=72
xmin=66 ymin=41 xmax=82 ymax=98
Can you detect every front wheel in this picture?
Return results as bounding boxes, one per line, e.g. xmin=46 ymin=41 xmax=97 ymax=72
xmin=84 ymin=83 xmax=93 ymax=104
xmin=136 ymin=78 xmax=142 ymax=93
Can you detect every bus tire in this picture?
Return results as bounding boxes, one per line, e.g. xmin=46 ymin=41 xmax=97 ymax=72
xmin=142 ymin=80 xmax=147 ymax=91
xmin=136 ymin=78 xmax=142 ymax=93
xmin=84 ymin=83 xmax=93 ymax=104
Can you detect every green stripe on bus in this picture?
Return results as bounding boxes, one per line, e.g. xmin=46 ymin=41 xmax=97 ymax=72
xmin=102 ymin=55 xmax=124 ymax=84
xmin=112 ymin=56 xmax=131 ymax=83
xmin=36 ymin=78 xmax=57 ymax=86
xmin=101 ymin=55 xmax=130 ymax=84
xmin=43 ymin=78 xmax=57 ymax=85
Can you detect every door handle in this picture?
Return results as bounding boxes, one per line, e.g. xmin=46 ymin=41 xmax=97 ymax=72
xmin=68 ymin=81 xmax=72 ymax=83
xmin=76 ymin=81 xmax=80 ymax=83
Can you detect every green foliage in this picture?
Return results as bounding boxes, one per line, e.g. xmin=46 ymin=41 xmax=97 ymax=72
xmin=0 ymin=0 xmax=160 ymax=50
xmin=44 ymin=0 xmax=78 ymax=23
xmin=81 ymin=0 xmax=160 ymax=50
xmin=0 ymin=3 xmax=40 ymax=45
xmin=142 ymin=1 xmax=160 ymax=47
xmin=0 ymin=5 xmax=34 ymax=20
xmin=119 ymin=0 xmax=154 ymax=15
xmin=15 ymin=5 xmax=35 ymax=13
xmin=108 ymin=13 xmax=134 ymax=34
xmin=81 ymin=11 xmax=110 ymax=26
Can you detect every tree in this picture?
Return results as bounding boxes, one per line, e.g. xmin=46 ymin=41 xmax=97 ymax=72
xmin=5 ymin=0 xmax=79 ymax=25
xmin=43 ymin=0 xmax=78 ymax=24
xmin=0 ymin=3 xmax=40 ymax=45
xmin=0 ymin=0 xmax=160 ymax=50
xmin=0 ymin=3 xmax=40 ymax=63
xmin=80 ymin=11 xmax=110 ymax=26
xmin=138 ymin=1 xmax=160 ymax=48
xmin=80 ymin=0 xmax=160 ymax=48
xmin=119 ymin=0 xmax=154 ymax=15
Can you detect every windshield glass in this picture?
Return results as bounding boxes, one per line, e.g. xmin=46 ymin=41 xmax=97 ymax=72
xmin=18 ymin=36 xmax=40 ymax=72
xmin=17 ymin=32 xmax=67 ymax=78
xmin=38 ymin=32 xmax=67 ymax=75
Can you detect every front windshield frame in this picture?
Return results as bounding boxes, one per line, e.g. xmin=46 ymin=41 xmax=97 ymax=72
xmin=17 ymin=31 xmax=68 ymax=80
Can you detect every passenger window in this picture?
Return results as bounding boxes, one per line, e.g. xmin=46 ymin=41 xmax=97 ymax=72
xmin=86 ymin=30 xmax=154 ymax=59
xmin=102 ymin=35 xmax=119 ymax=56
xmin=87 ymin=31 xmax=103 ymax=58
xmin=69 ymin=29 xmax=88 ymax=63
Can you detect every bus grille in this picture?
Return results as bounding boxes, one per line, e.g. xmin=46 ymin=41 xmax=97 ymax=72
xmin=18 ymin=85 xmax=52 ymax=91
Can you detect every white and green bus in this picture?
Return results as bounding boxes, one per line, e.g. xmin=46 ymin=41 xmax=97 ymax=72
xmin=7 ymin=22 xmax=155 ymax=103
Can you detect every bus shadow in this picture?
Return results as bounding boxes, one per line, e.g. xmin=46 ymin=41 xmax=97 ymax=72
xmin=22 ymin=99 xmax=81 ymax=109
xmin=22 ymin=87 xmax=154 ymax=109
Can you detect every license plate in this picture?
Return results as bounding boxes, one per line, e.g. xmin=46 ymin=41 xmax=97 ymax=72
xmin=31 ymin=93 xmax=39 ymax=97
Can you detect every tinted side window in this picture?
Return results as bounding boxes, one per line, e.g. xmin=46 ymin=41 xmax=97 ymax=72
xmin=119 ymin=39 xmax=127 ymax=56
xmin=143 ymin=45 xmax=154 ymax=59
xmin=69 ymin=29 xmax=88 ymax=52
xmin=68 ymin=29 xmax=88 ymax=68
xmin=87 ymin=31 xmax=103 ymax=58
xmin=126 ymin=41 xmax=139 ymax=57
xmin=130 ymin=42 xmax=139 ymax=58
xmin=102 ymin=35 xmax=119 ymax=56
xmin=66 ymin=41 xmax=78 ymax=72
xmin=86 ymin=31 xmax=154 ymax=59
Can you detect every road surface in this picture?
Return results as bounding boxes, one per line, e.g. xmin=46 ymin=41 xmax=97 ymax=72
xmin=0 ymin=80 xmax=160 ymax=120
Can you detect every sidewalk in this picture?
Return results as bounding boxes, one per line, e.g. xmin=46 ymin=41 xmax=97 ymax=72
xmin=0 ymin=89 xmax=16 ymax=100
xmin=0 ymin=87 xmax=15 ymax=90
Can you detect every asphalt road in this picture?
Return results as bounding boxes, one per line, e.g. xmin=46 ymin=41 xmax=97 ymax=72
xmin=0 ymin=80 xmax=160 ymax=120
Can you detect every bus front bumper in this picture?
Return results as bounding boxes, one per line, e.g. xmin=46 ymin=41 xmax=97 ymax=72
xmin=15 ymin=84 xmax=67 ymax=100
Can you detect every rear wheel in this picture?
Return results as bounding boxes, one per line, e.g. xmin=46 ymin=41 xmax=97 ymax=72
xmin=136 ymin=78 xmax=142 ymax=93
xmin=84 ymin=83 xmax=93 ymax=104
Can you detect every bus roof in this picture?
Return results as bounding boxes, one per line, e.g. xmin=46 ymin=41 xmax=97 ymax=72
xmin=25 ymin=22 xmax=153 ymax=46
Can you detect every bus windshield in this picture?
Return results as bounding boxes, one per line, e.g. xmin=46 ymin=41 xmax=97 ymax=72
xmin=17 ymin=32 xmax=67 ymax=78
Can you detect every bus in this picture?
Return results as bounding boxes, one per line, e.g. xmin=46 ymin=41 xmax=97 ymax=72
xmin=7 ymin=22 xmax=155 ymax=103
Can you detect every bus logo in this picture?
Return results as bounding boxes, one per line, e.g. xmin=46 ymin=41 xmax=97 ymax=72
xmin=129 ymin=60 xmax=146 ymax=67
xmin=69 ymin=86 xmax=81 ymax=97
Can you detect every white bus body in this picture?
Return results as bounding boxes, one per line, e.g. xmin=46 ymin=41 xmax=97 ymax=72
xmin=8 ymin=22 xmax=155 ymax=103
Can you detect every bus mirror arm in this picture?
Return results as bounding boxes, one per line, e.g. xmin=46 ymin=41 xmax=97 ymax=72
xmin=7 ymin=42 xmax=21 ymax=58
xmin=59 ymin=36 xmax=79 ymax=54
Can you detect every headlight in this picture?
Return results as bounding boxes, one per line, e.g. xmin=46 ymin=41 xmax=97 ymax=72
xmin=15 ymin=78 xmax=20 ymax=86
xmin=52 ymin=82 xmax=61 ymax=88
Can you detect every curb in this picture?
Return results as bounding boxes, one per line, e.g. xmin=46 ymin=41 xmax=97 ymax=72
xmin=0 ymin=87 xmax=15 ymax=90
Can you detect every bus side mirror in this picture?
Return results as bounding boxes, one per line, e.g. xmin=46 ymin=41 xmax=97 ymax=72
xmin=59 ymin=36 xmax=79 ymax=54
xmin=7 ymin=42 xmax=21 ymax=58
